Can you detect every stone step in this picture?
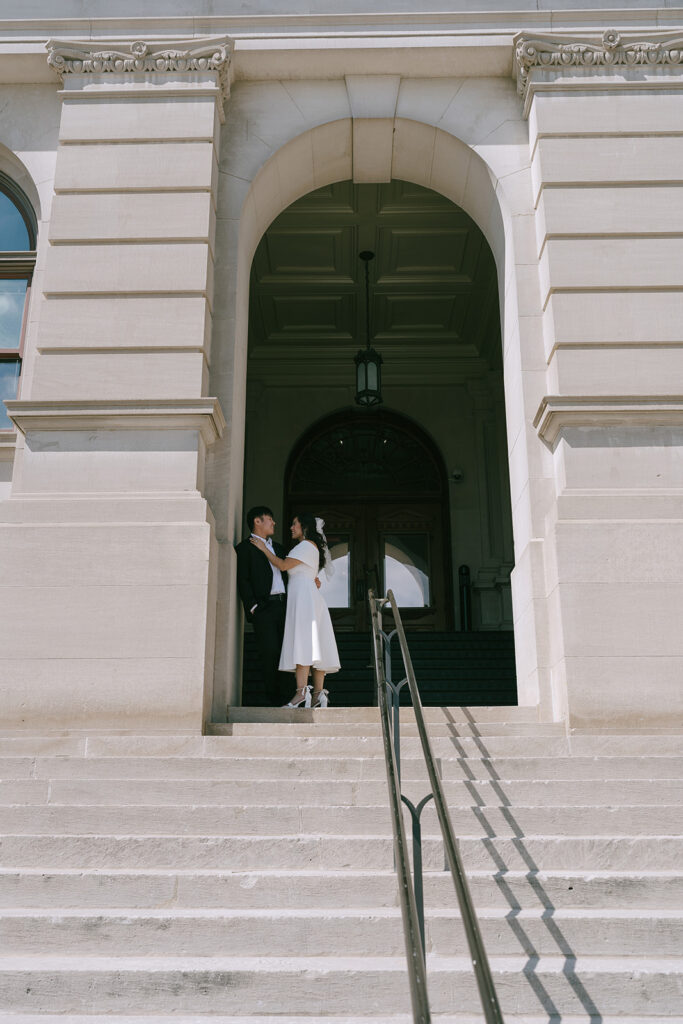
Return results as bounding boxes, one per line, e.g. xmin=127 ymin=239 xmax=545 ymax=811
xmin=1 ymin=867 xmax=680 ymax=912
xmin=2 ymin=723 xmax=561 ymax=743
xmin=229 ymin=706 xmax=540 ymax=724
xmin=1 ymin=834 xmax=680 ymax=871
xmin=0 ymin=802 xmax=679 ymax=837
xmin=2 ymin=907 xmax=681 ymax=958
xmin=2 ymin=1017 xmax=680 ymax=1024
xmin=0 ymin=954 xmax=680 ymax=1015
xmin=0 ymin=734 xmax=572 ymax=757
xmin=2 ymin=776 xmax=679 ymax=807
xmin=3 ymin=754 xmax=681 ymax=782
xmin=1 ymin=1018 xmax=679 ymax=1024
xmin=1 ymin=734 xmax=681 ymax=758
xmin=209 ymin=722 xmax=566 ymax=737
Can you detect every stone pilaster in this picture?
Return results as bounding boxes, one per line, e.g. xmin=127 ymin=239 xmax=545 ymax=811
xmin=0 ymin=39 xmax=232 ymax=732
xmin=514 ymin=31 xmax=683 ymax=728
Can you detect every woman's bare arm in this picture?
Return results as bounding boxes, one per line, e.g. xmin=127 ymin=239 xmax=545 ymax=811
xmin=250 ymin=536 xmax=302 ymax=572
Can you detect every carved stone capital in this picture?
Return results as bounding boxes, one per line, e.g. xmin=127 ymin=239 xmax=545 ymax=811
xmin=46 ymin=37 xmax=233 ymax=107
xmin=514 ymin=30 xmax=683 ymax=114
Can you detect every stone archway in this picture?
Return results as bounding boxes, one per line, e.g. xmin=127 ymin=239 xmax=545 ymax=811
xmin=208 ymin=107 xmax=550 ymax=718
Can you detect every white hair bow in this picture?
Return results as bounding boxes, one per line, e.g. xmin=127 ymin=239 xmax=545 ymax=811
xmin=315 ymin=516 xmax=335 ymax=579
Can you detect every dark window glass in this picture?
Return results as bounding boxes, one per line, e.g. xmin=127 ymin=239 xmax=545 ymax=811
xmin=0 ymin=279 xmax=28 ymax=348
xmin=0 ymin=360 xmax=21 ymax=429
xmin=0 ymin=182 xmax=36 ymax=429
xmin=0 ymin=190 xmax=31 ymax=251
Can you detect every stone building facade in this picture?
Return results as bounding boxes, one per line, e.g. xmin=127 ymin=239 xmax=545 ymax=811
xmin=1 ymin=2 xmax=682 ymax=733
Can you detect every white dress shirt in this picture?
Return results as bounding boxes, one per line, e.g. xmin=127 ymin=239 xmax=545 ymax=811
xmin=250 ymin=533 xmax=285 ymax=613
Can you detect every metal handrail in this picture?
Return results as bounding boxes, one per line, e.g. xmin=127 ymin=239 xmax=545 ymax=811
xmin=369 ymin=591 xmax=431 ymax=1024
xmin=369 ymin=588 xmax=505 ymax=1024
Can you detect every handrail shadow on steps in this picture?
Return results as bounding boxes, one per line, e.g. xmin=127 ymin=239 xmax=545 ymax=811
xmin=369 ymin=588 xmax=505 ymax=1024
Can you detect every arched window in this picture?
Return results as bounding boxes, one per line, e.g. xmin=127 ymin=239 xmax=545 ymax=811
xmin=0 ymin=173 xmax=36 ymax=430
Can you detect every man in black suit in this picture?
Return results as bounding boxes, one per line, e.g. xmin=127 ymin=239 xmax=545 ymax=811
xmin=236 ymin=505 xmax=288 ymax=706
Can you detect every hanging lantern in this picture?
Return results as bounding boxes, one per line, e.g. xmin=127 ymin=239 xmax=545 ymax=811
xmin=355 ymin=345 xmax=383 ymax=408
xmin=354 ymin=250 xmax=383 ymax=408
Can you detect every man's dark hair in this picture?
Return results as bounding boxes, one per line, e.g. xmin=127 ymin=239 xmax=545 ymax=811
xmin=247 ymin=505 xmax=274 ymax=532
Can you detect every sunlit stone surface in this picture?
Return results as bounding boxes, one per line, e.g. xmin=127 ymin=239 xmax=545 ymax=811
xmin=0 ymin=1 xmax=681 ymax=735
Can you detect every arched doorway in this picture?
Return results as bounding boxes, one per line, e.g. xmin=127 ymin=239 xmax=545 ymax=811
xmin=285 ymin=409 xmax=453 ymax=631
xmin=206 ymin=108 xmax=549 ymax=717
xmin=239 ymin=177 xmax=517 ymax=706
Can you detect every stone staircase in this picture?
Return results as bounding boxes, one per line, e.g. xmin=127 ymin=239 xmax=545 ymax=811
xmin=242 ymin=632 xmax=517 ymax=706
xmin=0 ymin=708 xmax=682 ymax=1021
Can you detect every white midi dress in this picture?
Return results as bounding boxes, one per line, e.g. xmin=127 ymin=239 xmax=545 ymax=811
xmin=279 ymin=540 xmax=341 ymax=674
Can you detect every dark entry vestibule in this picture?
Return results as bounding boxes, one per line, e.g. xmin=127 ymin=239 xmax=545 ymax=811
xmin=241 ymin=179 xmax=516 ymax=706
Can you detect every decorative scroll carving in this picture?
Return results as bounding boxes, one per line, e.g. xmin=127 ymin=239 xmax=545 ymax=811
xmin=46 ymin=37 xmax=232 ymax=104
xmin=515 ymin=29 xmax=683 ymax=102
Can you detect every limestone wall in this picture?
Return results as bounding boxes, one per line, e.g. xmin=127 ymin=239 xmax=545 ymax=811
xmin=0 ymin=11 xmax=681 ymax=730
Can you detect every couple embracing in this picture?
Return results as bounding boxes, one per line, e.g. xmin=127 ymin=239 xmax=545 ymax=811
xmin=236 ymin=506 xmax=340 ymax=709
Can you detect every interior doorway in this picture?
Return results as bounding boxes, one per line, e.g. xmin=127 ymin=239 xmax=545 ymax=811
xmin=285 ymin=410 xmax=452 ymax=631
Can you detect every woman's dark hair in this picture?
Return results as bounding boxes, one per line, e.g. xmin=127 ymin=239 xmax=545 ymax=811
xmin=292 ymin=512 xmax=326 ymax=572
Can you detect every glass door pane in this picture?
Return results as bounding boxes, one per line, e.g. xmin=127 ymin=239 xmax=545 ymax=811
xmin=383 ymin=533 xmax=430 ymax=607
xmin=319 ymin=535 xmax=351 ymax=608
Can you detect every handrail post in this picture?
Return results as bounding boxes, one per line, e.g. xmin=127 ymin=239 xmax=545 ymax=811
xmin=382 ymin=627 xmax=403 ymax=783
xmin=401 ymin=792 xmax=434 ymax=956
xmin=371 ymin=588 xmax=505 ymax=1024
xmin=368 ymin=591 xmax=431 ymax=1024
xmin=385 ymin=589 xmax=505 ymax=1024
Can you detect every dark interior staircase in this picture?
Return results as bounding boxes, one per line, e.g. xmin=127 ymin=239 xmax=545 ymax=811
xmin=242 ymin=631 xmax=517 ymax=707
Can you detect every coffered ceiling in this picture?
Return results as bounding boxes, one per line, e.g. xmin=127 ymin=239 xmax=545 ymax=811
xmin=248 ymin=179 xmax=501 ymax=384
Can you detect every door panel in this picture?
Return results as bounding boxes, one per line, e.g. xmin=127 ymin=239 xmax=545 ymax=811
xmin=286 ymin=412 xmax=452 ymax=632
xmin=377 ymin=504 xmax=446 ymax=630
xmin=383 ymin=533 xmax=430 ymax=607
xmin=316 ymin=506 xmax=366 ymax=630
xmin=314 ymin=502 xmax=446 ymax=631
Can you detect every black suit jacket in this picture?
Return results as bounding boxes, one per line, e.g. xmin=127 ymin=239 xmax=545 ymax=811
xmin=235 ymin=537 xmax=287 ymax=620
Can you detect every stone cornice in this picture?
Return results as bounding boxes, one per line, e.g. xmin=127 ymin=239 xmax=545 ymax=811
xmin=0 ymin=12 xmax=677 ymax=86
xmin=534 ymin=395 xmax=683 ymax=447
xmin=4 ymin=398 xmax=226 ymax=446
xmin=46 ymin=37 xmax=233 ymax=107
xmin=514 ymin=30 xmax=683 ymax=115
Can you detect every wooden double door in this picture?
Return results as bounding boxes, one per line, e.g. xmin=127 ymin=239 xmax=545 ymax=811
xmin=285 ymin=410 xmax=452 ymax=632
xmin=311 ymin=501 xmax=449 ymax=631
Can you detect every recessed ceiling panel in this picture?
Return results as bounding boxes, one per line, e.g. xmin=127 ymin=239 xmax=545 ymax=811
xmin=377 ymin=227 xmax=470 ymax=282
xmin=256 ymin=228 xmax=354 ymax=284
xmin=377 ymin=179 xmax=457 ymax=214
xmin=288 ymin=181 xmax=357 ymax=215
xmin=247 ymin=179 xmax=500 ymax=370
xmin=263 ymin=293 xmax=355 ymax=340
xmin=375 ymin=294 xmax=460 ymax=339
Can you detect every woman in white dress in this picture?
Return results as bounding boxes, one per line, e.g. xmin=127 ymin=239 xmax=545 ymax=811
xmin=250 ymin=512 xmax=340 ymax=708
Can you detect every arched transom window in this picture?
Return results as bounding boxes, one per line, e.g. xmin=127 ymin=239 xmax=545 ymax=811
xmin=0 ymin=174 xmax=36 ymax=429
